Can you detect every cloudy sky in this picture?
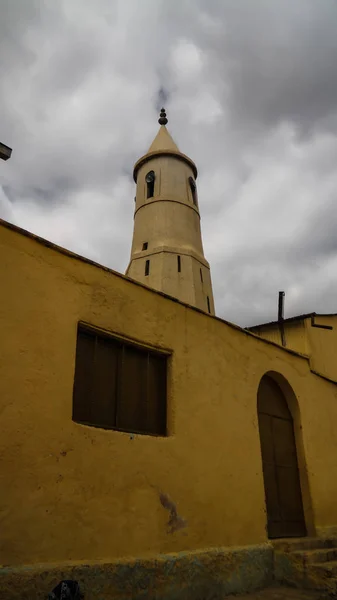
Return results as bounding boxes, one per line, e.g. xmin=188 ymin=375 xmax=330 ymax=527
xmin=1 ymin=0 xmax=337 ymax=327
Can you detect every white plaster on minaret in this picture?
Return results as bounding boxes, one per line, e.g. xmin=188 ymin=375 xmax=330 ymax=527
xmin=125 ymin=108 xmax=215 ymax=315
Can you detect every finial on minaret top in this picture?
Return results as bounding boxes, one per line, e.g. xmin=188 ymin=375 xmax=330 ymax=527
xmin=158 ymin=107 xmax=168 ymax=125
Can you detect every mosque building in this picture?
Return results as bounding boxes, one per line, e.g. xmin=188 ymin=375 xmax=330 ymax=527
xmin=1 ymin=111 xmax=337 ymax=598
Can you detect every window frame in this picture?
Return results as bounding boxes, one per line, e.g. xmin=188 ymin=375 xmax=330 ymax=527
xmin=146 ymin=170 xmax=155 ymax=199
xmin=72 ymin=324 xmax=169 ymax=437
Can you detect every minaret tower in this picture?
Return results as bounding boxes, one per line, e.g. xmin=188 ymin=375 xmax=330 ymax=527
xmin=125 ymin=108 xmax=215 ymax=315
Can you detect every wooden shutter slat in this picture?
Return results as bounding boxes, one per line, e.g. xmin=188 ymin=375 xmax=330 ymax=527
xmin=146 ymin=354 xmax=167 ymax=435
xmin=73 ymin=330 xmax=95 ymax=423
xmin=117 ymin=345 xmax=148 ymax=433
xmin=91 ymin=336 xmax=119 ymax=428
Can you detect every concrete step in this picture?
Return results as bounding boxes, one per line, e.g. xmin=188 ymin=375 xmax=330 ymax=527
xmin=275 ymin=554 xmax=337 ymax=593
xmin=305 ymin=563 xmax=337 ymax=595
xmin=310 ymin=560 xmax=337 ymax=578
xmin=274 ymin=540 xmax=337 ymax=595
xmin=273 ymin=537 xmax=337 ymax=553
xmin=291 ymin=547 xmax=337 ymax=565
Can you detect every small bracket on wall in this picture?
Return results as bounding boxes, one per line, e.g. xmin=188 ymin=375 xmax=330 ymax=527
xmin=310 ymin=315 xmax=333 ymax=330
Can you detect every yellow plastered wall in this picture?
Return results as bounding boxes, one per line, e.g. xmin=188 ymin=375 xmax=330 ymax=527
xmin=283 ymin=321 xmax=310 ymax=355
xmin=1 ymin=220 xmax=337 ymax=567
xmin=252 ymin=321 xmax=309 ymax=356
xmin=254 ymin=318 xmax=337 ymax=383
xmin=252 ymin=325 xmax=283 ymax=346
xmin=306 ymin=316 xmax=337 ymax=382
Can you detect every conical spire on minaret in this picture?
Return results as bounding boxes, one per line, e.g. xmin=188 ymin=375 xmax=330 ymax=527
xmin=147 ymin=108 xmax=180 ymax=154
xmin=134 ymin=108 xmax=197 ymax=182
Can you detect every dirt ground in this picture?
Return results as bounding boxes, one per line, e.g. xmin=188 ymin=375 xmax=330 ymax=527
xmin=225 ymin=586 xmax=333 ymax=600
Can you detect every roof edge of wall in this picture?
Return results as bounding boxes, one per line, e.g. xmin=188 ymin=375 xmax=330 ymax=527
xmin=1 ymin=217 xmax=332 ymax=371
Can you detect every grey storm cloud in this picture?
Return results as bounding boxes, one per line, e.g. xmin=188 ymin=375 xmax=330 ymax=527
xmin=200 ymin=0 xmax=337 ymax=134
xmin=1 ymin=0 xmax=337 ymax=326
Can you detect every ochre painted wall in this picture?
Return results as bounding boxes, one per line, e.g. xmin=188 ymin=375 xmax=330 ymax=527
xmin=284 ymin=321 xmax=310 ymax=355
xmin=251 ymin=325 xmax=283 ymax=347
xmin=252 ymin=321 xmax=309 ymax=356
xmin=306 ymin=315 xmax=337 ymax=382
xmin=1 ymin=220 xmax=337 ymax=568
xmin=253 ymin=317 xmax=337 ymax=383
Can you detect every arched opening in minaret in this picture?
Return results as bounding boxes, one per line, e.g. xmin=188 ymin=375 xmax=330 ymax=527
xmin=189 ymin=177 xmax=198 ymax=207
xmin=207 ymin=296 xmax=211 ymax=313
xmin=146 ymin=170 xmax=155 ymax=199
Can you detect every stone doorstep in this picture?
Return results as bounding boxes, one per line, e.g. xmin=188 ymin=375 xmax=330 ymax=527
xmin=273 ymin=537 xmax=337 ymax=553
xmin=226 ymin=586 xmax=330 ymax=600
xmin=309 ymin=561 xmax=337 ymax=579
xmin=305 ymin=565 xmax=337 ymax=595
xmin=273 ymin=537 xmax=337 ymax=595
xmin=291 ymin=548 xmax=337 ymax=565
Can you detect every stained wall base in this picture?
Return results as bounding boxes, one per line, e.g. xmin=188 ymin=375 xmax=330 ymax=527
xmin=0 ymin=544 xmax=273 ymax=600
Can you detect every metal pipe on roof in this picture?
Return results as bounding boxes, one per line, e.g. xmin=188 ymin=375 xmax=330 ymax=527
xmin=0 ymin=141 xmax=12 ymax=161
xmin=278 ymin=291 xmax=286 ymax=347
xmin=278 ymin=291 xmax=285 ymax=322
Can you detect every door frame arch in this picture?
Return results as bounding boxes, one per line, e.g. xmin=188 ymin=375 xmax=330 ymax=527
xmin=257 ymin=370 xmax=315 ymax=537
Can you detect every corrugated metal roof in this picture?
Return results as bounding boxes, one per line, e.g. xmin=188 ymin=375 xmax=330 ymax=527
xmin=247 ymin=312 xmax=337 ymax=331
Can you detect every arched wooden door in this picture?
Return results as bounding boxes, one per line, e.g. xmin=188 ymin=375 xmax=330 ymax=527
xmin=258 ymin=375 xmax=306 ymax=539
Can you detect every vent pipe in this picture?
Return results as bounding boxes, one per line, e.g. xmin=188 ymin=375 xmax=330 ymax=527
xmin=278 ymin=291 xmax=286 ymax=347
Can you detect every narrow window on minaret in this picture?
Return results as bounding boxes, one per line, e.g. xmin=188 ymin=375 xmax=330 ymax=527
xmin=207 ymin=296 xmax=211 ymax=313
xmin=146 ymin=171 xmax=155 ymax=199
xmin=200 ymin=268 xmax=203 ymax=283
xmin=177 ymin=255 xmax=181 ymax=272
xmin=145 ymin=260 xmax=150 ymax=276
xmin=189 ymin=177 xmax=198 ymax=207
xmin=142 ymin=242 xmax=148 ymax=251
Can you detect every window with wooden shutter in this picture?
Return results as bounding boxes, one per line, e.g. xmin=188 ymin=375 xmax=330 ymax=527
xmin=73 ymin=326 xmax=168 ymax=436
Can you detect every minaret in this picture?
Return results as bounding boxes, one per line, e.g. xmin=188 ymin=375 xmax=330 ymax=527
xmin=125 ymin=108 xmax=215 ymax=315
